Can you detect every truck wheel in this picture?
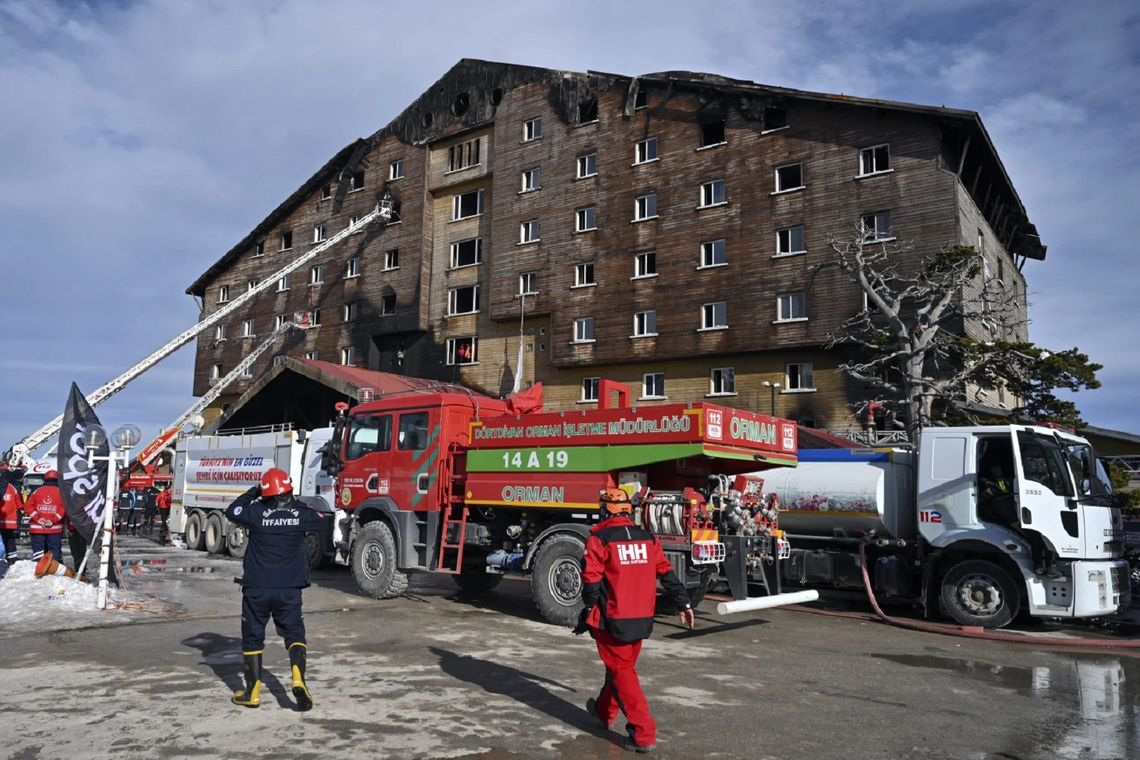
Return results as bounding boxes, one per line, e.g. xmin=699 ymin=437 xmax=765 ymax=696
xmin=454 ymin=565 xmax=503 ymax=594
xmin=687 ymin=566 xmax=713 ymax=608
xmin=227 ymin=524 xmax=247 ymax=558
xmin=305 ymin=531 xmax=328 ymax=569
xmin=531 ymin=534 xmax=586 ymax=626
xmin=184 ymin=511 xmax=205 ymax=551
xmin=204 ymin=513 xmax=226 ymax=555
xmin=350 ymin=521 xmax=408 ymax=598
xmin=939 ymin=559 xmax=1020 ymax=629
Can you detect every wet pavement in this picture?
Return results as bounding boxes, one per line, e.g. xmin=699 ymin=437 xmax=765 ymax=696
xmin=1 ymin=536 xmax=1138 ymax=759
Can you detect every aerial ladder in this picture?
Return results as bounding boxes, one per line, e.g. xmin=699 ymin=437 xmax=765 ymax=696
xmin=130 ymin=320 xmax=307 ymax=470
xmin=5 ymin=194 xmax=394 ymax=467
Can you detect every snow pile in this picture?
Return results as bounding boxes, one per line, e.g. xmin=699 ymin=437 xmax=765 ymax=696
xmin=0 ymin=560 xmax=160 ymax=634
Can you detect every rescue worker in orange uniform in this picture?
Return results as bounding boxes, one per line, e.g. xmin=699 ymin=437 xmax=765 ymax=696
xmin=156 ymin=485 xmax=172 ymax=544
xmin=574 ymin=488 xmax=695 ymax=753
xmin=24 ymin=470 xmax=66 ymax=563
xmin=225 ymin=468 xmax=327 ymax=710
xmin=0 ymin=467 xmax=24 ymax=563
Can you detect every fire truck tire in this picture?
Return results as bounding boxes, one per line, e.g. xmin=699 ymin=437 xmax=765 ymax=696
xmin=204 ymin=513 xmax=226 ymax=555
xmin=227 ymin=524 xmax=248 ymax=558
xmin=304 ymin=531 xmax=328 ymax=569
xmin=351 ymin=521 xmax=408 ymax=599
xmin=939 ymin=559 xmax=1020 ymax=629
xmin=454 ymin=565 xmax=502 ymax=594
xmin=531 ymin=534 xmax=586 ymax=627
xmin=686 ymin=566 xmax=713 ymax=608
xmin=184 ymin=511 xmax=205 ymax=551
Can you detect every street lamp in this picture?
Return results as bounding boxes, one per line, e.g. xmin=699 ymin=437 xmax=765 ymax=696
xmin=762 ymin=381 xmax=781 ymax=416
xmin=81 ymin=423 xmax=141 ymax=610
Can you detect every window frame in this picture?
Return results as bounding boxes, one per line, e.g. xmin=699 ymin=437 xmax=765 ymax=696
xmin=699 ymin=239 xmax=727 ymax=269
xmin=450 ymin=237 xmax=483 ymax=269
xmin=580 ymin=376 xmax=600 ymax=402
xmin=447 ymin=138 xmax=481 ymax=173
xmin=642 ymin=372 xmax=666 ymax=400
xmin=633 ymin=193 xmax=658 ymax=221
xmin=217 ymin=285 xmax=230 ymax=303
xmin=576 ymin=152 xmax=598 ymax=179
xmin=340 ymin=346 xmax=356 ymax=366
xmin=343 ymin=301 xmax=358 ymax=322
xmin=518 ymin=272 xmax=538 ymax=296
xmin=348 ymin=171 xmax=365 ymax=192
xmin=384 ymin=249 xmax=399 ymax=271
xmin=573 ymin=317 xmax=595 ymax=343
xmin=858 ymin=144 xmax=891 ymax=177
xmin=861 ymin=210 xmax=894 ymax=242
xmin=380 ymin=293 xmax=396 ymax=316
xmin=523 ymin=118 xmax=543 ymax=142
xmin=785 ymin=362 xmax=816 ymax=391
xmin=279 ymin=230 xmax=293 ymax=251
xmin=633 ymin=251 xmax=657 ymax=279
xmin=575 ymin=205 xmax=597 ymax=233
xmin=700 ymin=301 xmax=728 ymax=331
xmin=519 ymin=219 xmax=540 ymax=245
xmin=346 ymin=257 xmax=360 ymax=278
xmin=520 ymin=167 xmax=540 ymax=193
xmin=774 ymin=162 xmax=805 ymax=194
xmin=242 ymin=318 xmax=256 ymax=338
xmin=310 ymin=265 xmax=324 ymax=284
xmin=709 ymin=367 xmax=736 ymax=396
xmin=389 ymin=160 xmax=404 ymax=180
xmin=632 ymin=309 xmax=657 ymax=338
xmin=573 ymin=262 xmax=596 ymax=288
xmin=447 ymin=284 xmax=480 ymax=316
xmin=776 ymin=292 xmax=808 ymax=322
xmin=446 ymin=336 xmax=479 ymax=366
xmin=699 ymin=179 xmax=727 ymax=208
xmin=776 ymin=225 xmax=807 ymax=257
xmin=698 ymin=119 xmax=726 ymax=149
xmin=451 ymin=188 xmax=484 ymax=220
xmin=213 ymin=324 xmax=226 ymax=341
xmin=635 ymin=137 xmax=658 ymax=164
xmin=313 ymin=225 xmax=327 ymax=244
xmin=276 ymin=274 xmax=289 ymax=292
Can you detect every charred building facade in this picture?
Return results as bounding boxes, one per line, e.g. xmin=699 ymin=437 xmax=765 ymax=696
xmin=186 ymin=59 xmax=1042 ymax=431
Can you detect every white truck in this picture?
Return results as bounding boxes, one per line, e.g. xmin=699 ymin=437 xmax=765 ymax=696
xmin=170 ymin=426 xmax=336 ymax=564
xmin=764 ymin=424 xmax=1129 ymax=628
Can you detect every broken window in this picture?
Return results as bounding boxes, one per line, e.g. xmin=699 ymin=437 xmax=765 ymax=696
xmin=448 ymin=285 xmax=479 ymax=315
xmin=280 ymin=230 xmax=293 ymax=250
xmin=764 ymin=106 xmax=788 ymax=131
xmin=634 ymin=87 xmax=648 ymax=110
xmin=254 ymin=240 xmax=265 ymax=257
xmin=859 ymin=144 xmax=890 ymax=176
xmin=578 ymin=98 xmax=598 ymax=124
xmin=320 ymin=185 xmax=332 ymax=200
xmin=699 ymin=118 xmax=726 ymax=147
xmin=381 ymin=294 xmax=396 ymax=315
xmin=452 ymin=189 xmax=484 ymax=220
xmin=349 ymin=171 xmax=365 ymax=191
xmin=775 ymin=163 xmax=803 ymax=192
xmin=777 ymin=226 xmax=806 ymax=256
xmin=452 ymin=92 xmax=470 ymax=116
xmin=448 ymin=139 xmax=481 ymax=172
xmin=450 ymin=238 xmax=483 ymax=268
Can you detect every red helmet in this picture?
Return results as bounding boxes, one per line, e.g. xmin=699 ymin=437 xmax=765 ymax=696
xmin=599 ymin=487 xmax=633 ymax=514
xmin=44 ymin=470 xmax=60 ymax=481
xmin=260 ymin=468 xmax=293 ymax=497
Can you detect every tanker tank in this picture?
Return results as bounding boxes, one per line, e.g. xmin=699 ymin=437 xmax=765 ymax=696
xmin=757 ymin=449 xmax=916 ymax=541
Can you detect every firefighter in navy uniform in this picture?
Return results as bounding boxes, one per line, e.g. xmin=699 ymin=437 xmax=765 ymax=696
xmin=225 ymin=467 xmax=327 ymax=710
xmin=574 ymin=488 xmax=695 ymax=754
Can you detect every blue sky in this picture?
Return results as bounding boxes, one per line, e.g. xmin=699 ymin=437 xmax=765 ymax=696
xmin=0 ymin=0 xmax=1137 ymax=456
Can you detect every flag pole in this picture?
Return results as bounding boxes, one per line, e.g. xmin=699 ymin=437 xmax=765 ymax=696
xmin=95 ymin=449 xmax=119 ymax=609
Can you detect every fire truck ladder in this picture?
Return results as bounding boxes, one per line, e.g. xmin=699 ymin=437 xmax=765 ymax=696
xmin=131 ymin=321 xmax=305 ymax=468
xmin=8 ymin=199 xmax=393 ymax=464
xmin=435 ymin=444 xmax=468 ymax=574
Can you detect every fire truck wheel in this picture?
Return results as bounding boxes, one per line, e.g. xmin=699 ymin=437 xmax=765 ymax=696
xmin=939 ymin=559 xmax=1020 ymax=629
xmin=204 ymin=513 xmax=226 ymax=555
xmin=351 ymin=521 xmax=408 ymax=599
xmin=184 ymin=511 xmax=205 ymax=551
xmin=304 ymin=531 xmax=329 ymax=569
xmin=454 ymin=565 xmax=503 ymax=594
xmin=531 ymin=534 xmax=586 ymax=627
xmin=686 ymin=566 xmax=713 ymax=608
xmin=227 ymin=524 xmax=248 ymax=558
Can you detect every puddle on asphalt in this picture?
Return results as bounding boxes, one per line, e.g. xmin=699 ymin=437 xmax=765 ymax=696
xmin=872 ymin=652 xmax=1139 ymax=758
xmin=124 ymin=559 xmax=220 ymax=574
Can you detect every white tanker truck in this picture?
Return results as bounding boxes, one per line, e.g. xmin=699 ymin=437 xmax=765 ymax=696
xmin=764 ymin=424 xmax=1129 ymax=628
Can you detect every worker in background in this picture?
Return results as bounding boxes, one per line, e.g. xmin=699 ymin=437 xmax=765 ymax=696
xmin=24 ymin=470 xmax=66 ymax=562
xmin=156 ymin=485 xmax=172 ymax=544
xmin=225 ymin=468 xmax=327 ymax=711
xmin=0 ymin=467 xmax=24 ymax=563
xmin=574 ymin=488 xmax=695 ymax=754
xmin=116 ymin=487 xmax=134 ymax=532
xmin=141 ymin=485 xmax=159 ymax=537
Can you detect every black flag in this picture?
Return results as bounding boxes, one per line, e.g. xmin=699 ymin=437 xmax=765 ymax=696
xmin=57 ymin=383 xmax=109 ymax=542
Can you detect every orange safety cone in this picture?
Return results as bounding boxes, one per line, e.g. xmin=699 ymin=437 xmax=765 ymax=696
xmin=34 ymin=551 xmax=76 ymax=579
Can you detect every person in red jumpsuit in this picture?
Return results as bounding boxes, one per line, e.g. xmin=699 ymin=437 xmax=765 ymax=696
xmin=0 ymin=466 xmax=24 ymax=563
xmin=574 ymin=487 xmax=695 ymax=753
xmin=24 ymin=470 xmax=66 ymax=563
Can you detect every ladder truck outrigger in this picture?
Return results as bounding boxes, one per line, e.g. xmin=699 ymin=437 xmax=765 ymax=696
xmin=321 ymin=379 xmax=814 ymax=626
xmin=3 ymin=192 xmax=396 ymax=469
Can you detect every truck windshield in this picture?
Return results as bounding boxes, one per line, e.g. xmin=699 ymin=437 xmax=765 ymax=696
xmin=1016 ymin=432 xmax=1075 ymax=498
xmin=1062 ymin=441 xmax=1113 ymax=500
xmin=345 ymin=414 xmax=392 ymax=460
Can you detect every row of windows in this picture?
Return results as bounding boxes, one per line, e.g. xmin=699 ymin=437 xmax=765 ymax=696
xmin=563 ymin=293 xmax=805 ymax=340
xmin=216 ymin=251 xmax=395 ymax=303
xmin=211 ymin=296 xmax=394 ymax=341
xmin=574 ymin=362 xmax=815 ymax=403
xmin=209 ymin=345 xmax=359 ymax=381
xmin=316 ymin=160 xmax=405 ymax=203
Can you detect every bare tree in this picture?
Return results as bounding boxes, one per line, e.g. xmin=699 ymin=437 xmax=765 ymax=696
xmin=817 ymin=226 xmax=1074 ymax=442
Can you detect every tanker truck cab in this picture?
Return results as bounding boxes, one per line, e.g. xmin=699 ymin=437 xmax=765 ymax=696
xmin=918 ymin=425 xmax=1128 ymax=625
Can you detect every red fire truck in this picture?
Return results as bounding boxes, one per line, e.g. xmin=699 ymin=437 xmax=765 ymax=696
xmin=323 ymin=380 xmax=800 ymax=625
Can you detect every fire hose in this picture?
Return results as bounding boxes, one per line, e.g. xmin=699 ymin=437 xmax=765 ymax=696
xmin=781 ymin=543 xmax=1140 ymax=650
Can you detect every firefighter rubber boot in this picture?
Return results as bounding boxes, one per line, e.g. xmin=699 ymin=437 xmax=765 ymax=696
xmin=289 ymin=643 xmax=313 ymax=711
xmin=231 ymin=652 xmax=262 ymax=707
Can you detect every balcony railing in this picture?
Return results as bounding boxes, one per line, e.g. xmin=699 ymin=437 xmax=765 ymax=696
xmin=829 ymin=429 xmax=911 ymax=447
